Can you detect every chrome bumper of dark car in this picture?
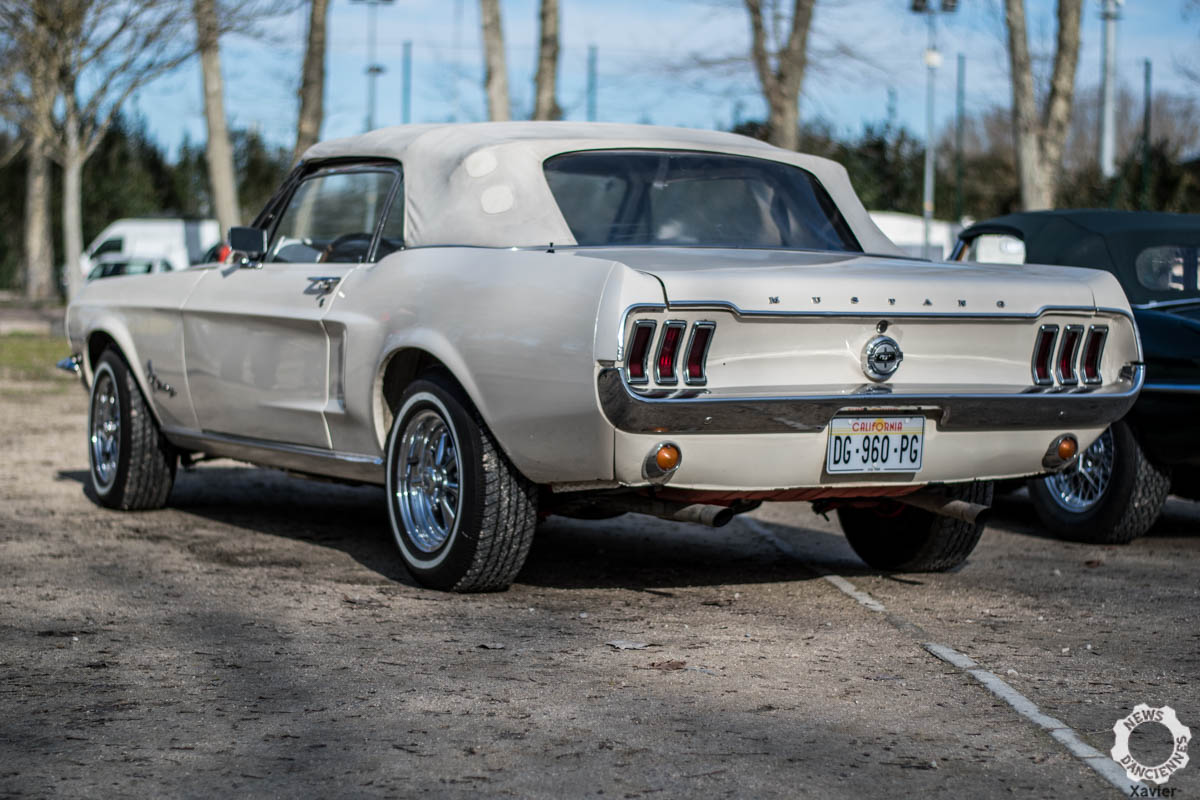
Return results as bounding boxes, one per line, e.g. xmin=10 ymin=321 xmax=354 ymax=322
xmin=596 ymin=366 xmax=1144 ymax=435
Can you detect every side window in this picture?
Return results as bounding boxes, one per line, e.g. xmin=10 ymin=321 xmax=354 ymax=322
xmin=267 ymin=169 xmax=398 ymax=264
xmin=964 ymin=233 xmax=1026 ymax=264
xmin=1136 ymin=245 xmax=1200 ymax=293
xmin=91 ymin=237 xmax=123 ymax=258
xmin=376 ymin=174 xmax=405 ymax=259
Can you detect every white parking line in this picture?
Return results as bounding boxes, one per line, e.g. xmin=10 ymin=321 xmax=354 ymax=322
xmin=739 ymin=516 xmax=1143 ymax=797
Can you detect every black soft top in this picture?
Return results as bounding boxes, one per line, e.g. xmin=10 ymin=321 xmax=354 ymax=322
xmin=959 ymin=209 xmax=1200 ymax=304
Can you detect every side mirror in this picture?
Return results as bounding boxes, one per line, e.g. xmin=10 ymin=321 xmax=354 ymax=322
xmin=228 ymin=226 xmax=269 ymax=260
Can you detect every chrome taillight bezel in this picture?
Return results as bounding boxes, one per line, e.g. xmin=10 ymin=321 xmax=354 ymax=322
xmin=683 ymin=321 xmax=716 ymax=386
xmin=1082 ymin=325 xmax=1108 ymax=385
xmin=1032 ymin=324 xmax=1059 ymax=386
xmin=625 ymin=320 xmax=656 ymax=385
xmin=1056 ymin=325 xmax=1084 ymax=385
xmin=653 ymin=321 xmax=687 ymax=385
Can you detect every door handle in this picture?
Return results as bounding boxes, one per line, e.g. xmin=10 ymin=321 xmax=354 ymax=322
xmin=307 ymin=275 xmax=341 ymax=294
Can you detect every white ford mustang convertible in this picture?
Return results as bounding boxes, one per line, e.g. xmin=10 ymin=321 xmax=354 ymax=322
xmin=62 ymin=122 xmax=1143 ymax=591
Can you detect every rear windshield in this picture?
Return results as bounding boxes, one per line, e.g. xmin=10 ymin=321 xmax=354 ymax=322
xmin=543 ymin=150 xmax=861 ymax=252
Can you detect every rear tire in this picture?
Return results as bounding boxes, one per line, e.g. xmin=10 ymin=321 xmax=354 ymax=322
xmin=1027 ymin=421 xmax=1170 ymax=544
xmin=87 ymin=348 xmax=176 ymax=510
xmin=837 ymin=481 xmax=993 ymax=572
xmin=385 ymin=375 xmax=537 ymax=592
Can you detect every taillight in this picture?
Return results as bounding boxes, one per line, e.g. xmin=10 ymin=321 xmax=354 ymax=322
xmin=1032 ymin=325 xmax=1058 ymax=385
xmin=654 ymin=322 xmax=686 ymax=384
xmin=684 ymin=322 xmax=715 ymax=385
xmin=1057 ymin=325 xmax=1083 ymax=385
xmin=1082 ymin=326 xmax=1108 ymax=384
xmin=626 ymin=321 xmax=655 ymax=384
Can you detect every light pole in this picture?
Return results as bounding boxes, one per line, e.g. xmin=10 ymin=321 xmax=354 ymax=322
xmin=911 ymin=0 xmax=957 ymax=260
xmin=351 ymin=0 xmax=395 ymax=132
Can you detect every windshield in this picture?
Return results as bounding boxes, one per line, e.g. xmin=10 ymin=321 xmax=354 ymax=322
xmin=543 ymin=150 xmax=861 ymax=252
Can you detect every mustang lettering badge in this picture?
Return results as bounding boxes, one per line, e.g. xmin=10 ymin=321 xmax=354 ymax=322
xmin=861 ymin=335 xmax=903 ymax=382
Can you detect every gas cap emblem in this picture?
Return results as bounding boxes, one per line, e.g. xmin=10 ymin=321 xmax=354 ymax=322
xmin=862 ymin=335 xmax=903 ymax=382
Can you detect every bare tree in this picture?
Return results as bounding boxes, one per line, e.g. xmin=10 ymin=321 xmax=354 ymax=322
xmin=293 ymin=0 xmax=329 ymax=162
xmin=1004 ymin=0 xmax=1083 ymax=210
xmin=1 ymin=0 xmax=192 ymax=300
xmin=744 ymin=0 xmax=815 ymax=151
xmin=0 ymin=3 xmax=56 ymax=300
xmin=480 ymin=0 xmax=510 ymax=121
xmin=194 ymin=0 xmax=241 ymax=237
xmin=532 ymin=0 xmax=561 ymax=121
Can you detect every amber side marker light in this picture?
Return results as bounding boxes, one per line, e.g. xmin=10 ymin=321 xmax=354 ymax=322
xmin=655 ymin=444 xmax=681 ymax=472
xmin=1043 ymin=434 xmax=1079 ymax=469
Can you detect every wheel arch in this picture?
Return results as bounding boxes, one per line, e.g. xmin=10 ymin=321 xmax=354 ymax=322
xmin=372 ymin=342 xmax=489 ymax=454
xmin=83 ymin=326 xmax=164 ymax=429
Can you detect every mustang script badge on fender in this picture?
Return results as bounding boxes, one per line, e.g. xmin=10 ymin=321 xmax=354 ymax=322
xmin=861 ymin=335 xmax=903 ymax=382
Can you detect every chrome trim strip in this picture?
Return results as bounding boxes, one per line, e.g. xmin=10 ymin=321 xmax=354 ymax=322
xmin=652 ymin=320 xmax=686 ymax=385
xmin=625 ymin=320 xmax=657 ymax=385
xmin=665 ymin=301 xmax=1131 ymax=322
xmin=162 ymin=427 xmax=384 ymax=483
xmin=682 ymin=321 xmax=716 ymax=386
xmin=1032 ymin=325 xmax=1058 ymax=386
xmin=1082 ymin=325 xmax=1108 ymax=385
xmin=1142 ymin=383 xmax=1200 ymax=394
xmin=1055 ymin=325 xmax=1084 ymax=386
xmin=596 ymin=366 xmax=1145 ymax=435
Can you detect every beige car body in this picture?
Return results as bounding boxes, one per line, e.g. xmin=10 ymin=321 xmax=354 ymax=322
xmin=65 ymin=122 xmax=1143 ymax=500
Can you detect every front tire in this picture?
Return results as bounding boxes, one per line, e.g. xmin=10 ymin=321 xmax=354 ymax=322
xmin=837 ymin=481 xmax=993 ymax=572
xmin=87 ymin=348 xmax=176 ymax=510
xmin=385 ymin=376 xmax=537 ymax=592
xmin=1027 ymin=421 xmax=1170 ymax=544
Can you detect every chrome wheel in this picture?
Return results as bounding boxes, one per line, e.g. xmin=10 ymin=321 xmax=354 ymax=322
xmin=89 ymin=367 xmax=121 ymax=492
xmin=394 ymin=409 xmax=462 ymax=553
xmin=1043 ymin=428 xmax=1114 ymax=512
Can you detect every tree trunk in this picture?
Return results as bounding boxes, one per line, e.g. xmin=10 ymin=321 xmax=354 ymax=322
xmin=22 ymin=139 xmax=54 ymax=302
xmin=293 ymin=0 xmax=329 ymax=163
xmin=744 ymin=0 xmax=815 ymax=151
xmin=479 ymin=0 xmax=510 ymax=121
xmin=532 ymin=0 xmax=560 ymax=121
xmin=1004 ymin=0 xmax=1083 ymax=210
xmin=194 ymin=0 xmax=241 ymax=234
xmin=62 ymin=151 xmax=85 ymax=302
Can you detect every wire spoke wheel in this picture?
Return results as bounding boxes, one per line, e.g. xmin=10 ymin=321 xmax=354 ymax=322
xmin=89 ymin=369 xmax=121 ymax=491
xmin=395 ymin=409 xmax=462 ymax=554
xmin=1043 ymin=428 xmax=1115 ymax=512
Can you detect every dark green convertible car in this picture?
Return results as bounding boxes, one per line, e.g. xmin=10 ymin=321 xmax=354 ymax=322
xmin=955 ymin=210 xmax=1199 ymax=543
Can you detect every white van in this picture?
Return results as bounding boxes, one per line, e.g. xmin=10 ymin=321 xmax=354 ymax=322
xmin=79 ymin=218 xmax=221 ymax=276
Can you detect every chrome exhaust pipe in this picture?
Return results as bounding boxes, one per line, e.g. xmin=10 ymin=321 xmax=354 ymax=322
xmin=896 ymin=491 xmax=990 ymax=526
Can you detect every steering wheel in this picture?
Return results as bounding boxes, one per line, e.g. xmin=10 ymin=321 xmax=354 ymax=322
xmin=319 ymin=232 xmax=374 ymax=263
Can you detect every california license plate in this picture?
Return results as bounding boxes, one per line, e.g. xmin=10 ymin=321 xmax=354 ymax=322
xmin=826 ymin=416 xmax=925 ymax=474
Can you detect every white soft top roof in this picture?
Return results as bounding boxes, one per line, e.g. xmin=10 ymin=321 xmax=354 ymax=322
xmin=301 ymin=122 xmax=901 ymax=254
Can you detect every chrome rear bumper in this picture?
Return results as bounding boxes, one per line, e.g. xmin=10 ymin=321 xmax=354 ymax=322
xmin=597 ymin=366 xmax=1144 ymax=434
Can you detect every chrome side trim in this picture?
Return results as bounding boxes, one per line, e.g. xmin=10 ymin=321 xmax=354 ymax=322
xmin=1132 ymin=298 xmax=1200 ymax=310
xmin=596 ymin=366 xmax=1145 ymax=435
xmin=1142 ymin=383 xmax=1200 ymax=394
xmin=162 ymin=427 xmax=384 ymax=484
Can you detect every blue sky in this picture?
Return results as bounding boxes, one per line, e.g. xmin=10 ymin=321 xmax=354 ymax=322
xmin=128 ymin=0 xmax=1198 ymax=159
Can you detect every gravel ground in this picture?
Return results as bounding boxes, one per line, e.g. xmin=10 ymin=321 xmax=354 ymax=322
xmin=1 ymin=368 xmax=1197 ymax=798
